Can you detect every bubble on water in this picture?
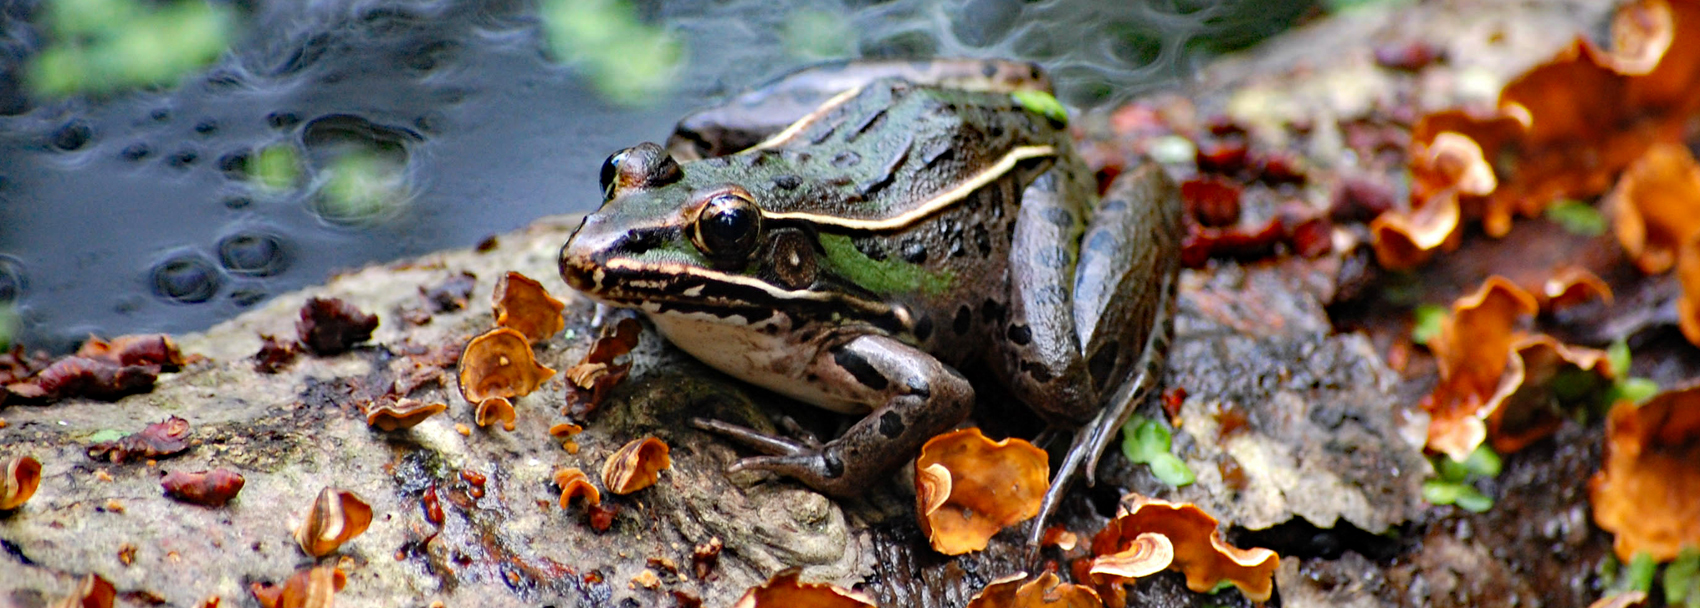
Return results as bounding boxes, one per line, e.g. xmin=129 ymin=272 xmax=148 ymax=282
xmin=301 ymin=114 xmax=419 ymax=226
xmin=217 ymin=232 xmax=289 ymax=277
xmin=50 ymin=119 xmax=92 ymax=151
xmin=150 ymin=254 xmax=223 ymax=304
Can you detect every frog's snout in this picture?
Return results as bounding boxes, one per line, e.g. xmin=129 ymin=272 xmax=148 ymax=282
xmin=558 ymin=215 xmax=611 ymax=294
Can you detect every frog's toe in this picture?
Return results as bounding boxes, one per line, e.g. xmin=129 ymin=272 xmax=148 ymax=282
xmin=691 ymin=417 xmax=810 ymax=456
xmin=726 ymin=453 xmax=848 ymax=494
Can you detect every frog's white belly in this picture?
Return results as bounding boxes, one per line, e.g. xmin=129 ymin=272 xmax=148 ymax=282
xmin=641 ymin=305 xmax=873 ymax=415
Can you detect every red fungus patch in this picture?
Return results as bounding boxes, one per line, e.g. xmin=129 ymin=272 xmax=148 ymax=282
xmin=296 ymin=297 xmax=379 ymax=356
xmin=161 ymin=468 xmax=246 ymax=507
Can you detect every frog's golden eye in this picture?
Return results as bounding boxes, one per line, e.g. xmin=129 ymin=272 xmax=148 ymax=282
xmin=689 ymin=190 xmax=763 ymax=263
xmin=598 ymin=150 xmax=627 ymax=200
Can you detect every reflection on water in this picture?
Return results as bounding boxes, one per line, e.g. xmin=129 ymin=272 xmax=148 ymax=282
xmin=0 ymin=0 xmax=1315 ymax=351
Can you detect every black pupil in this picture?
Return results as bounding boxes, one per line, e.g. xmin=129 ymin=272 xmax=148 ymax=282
xmin=599 ymin=151 xmax=624 ymax=198
xmin=702 ymin=199 xmax=756 ymax=256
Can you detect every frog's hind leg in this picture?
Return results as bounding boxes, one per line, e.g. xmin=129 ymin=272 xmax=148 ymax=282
xmin=998 ymin=162 xmax=1181 ymax=547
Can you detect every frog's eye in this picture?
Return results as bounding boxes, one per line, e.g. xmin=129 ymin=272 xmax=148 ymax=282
xmin=598 ymin=150 xmax=626 ymax=199
xmin=690 ymin=191 xmax=763 ymax=262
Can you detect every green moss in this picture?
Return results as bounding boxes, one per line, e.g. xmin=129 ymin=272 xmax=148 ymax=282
xmin=817 ymin=233 xmax=954 ymax=297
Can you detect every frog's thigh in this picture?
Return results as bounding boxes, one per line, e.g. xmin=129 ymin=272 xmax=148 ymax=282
xmin=1070 ymin=163 xmax=1183 ymax=402
xmin=999 ymin=169 xmax=1095 ymax=422
xmin=787 ymin=335 xmax=974 ymax=496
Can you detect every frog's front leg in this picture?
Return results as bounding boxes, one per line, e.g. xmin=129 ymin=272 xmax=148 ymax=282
xmin=695 ymin=334 xmax=974 ymax=497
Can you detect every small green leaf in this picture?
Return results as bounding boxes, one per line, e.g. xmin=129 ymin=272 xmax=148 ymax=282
xmin=1461 ymin=444 xmax=1502 ymax=478
xmin=1599 ymin=553 xmax=1621 ymax=588
xmin=1011 ymin=89 xmax=1069 ymax=126
xmin=1665 ymin=547 xmax=1700 ymax=605
xmin=1608 ymin=340 xmax=1633 ymax=379
xmin=1411 ymin=304 xmax=1447 ymax=345
xmin=1422 ymin=479 xmax=1462 ymax=504
xmin=1608 ymin=377 xmax=1661 ymax=406
xmin=1147 ymin=454 xmax=1195 ymax=487
xmin=1545 ymin=200 xmax=1608 ymax=237
xmin=1625 ymin=551 xmax=1658 ymax=593
xmin=1452 ymin=486 xmax=1493 ymax=513
xmin=1437 ymin=455 xmax=1471 ymax=483
xmin=87 ymin=429 xmax=126 ymax=443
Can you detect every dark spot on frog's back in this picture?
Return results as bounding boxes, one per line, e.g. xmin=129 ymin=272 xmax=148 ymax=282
xmin=1087 ymin=230 xmax=1119 ymax=257
xmin=773 ymin=174 xmax=802 ymax=190
xmin=879 ymin=411 xmax=905 ymax=438
xmin=980 ymin=298 xmax=1006 ymax=324
xmin=913 ymin=315 xmax=933 ymax=342
xmin=1042 ymin=206 xmax=1074 ymax=228
xmin=1007 ymin=323 xmax=1031 ymax=345
xmin=832 ymin=151 xmax=861 ymax=168
xmin=953 ymin=305 xmax=973 ymax=335
xmin=833 ymin=348 xmax=889 ymax=392
xmin=901 ymin=241 xmax=927 ymax=264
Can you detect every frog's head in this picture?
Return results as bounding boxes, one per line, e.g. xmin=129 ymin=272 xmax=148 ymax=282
xmin=559 ymin=143 xmax=773 ymax=309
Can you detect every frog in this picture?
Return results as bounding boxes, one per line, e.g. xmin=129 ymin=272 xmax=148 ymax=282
xmin=559 ymin=58 xmax=1181 ymax=543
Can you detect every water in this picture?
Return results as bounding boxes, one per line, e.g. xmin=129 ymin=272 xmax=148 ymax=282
xmin=0 ymin=0 xmax=1315 ymax=352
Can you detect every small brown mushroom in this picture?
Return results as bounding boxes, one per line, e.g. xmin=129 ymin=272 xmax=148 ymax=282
xmin=493 ymin=271 xmax=567 ymax=343
xmin=2 ymin=455 xmax=42 ymax=510
xmin=475 ymin=397 xmax=517 ymax=432
xmin=967 ymin=571 xmax=1105 ymax=608
xmin=457 ymin=327 xmax=556 ymax=404
xmin=52 ymin=573 xmax=116 ymax=608
xmin=553 ymin=468 xmax=601 ymax=509
xmin=600 ymin=436 xmax=670 ymax=495
xmin=366 ymin=398 xmax=448 ymax=431
xmin=294 ymin=487 xmax=373 ymax=557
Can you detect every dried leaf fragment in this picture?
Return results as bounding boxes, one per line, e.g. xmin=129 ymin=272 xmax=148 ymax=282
xmin=554 ymin=467 xmax=601 ymax=509
xmin=2 ymin=455 xmax=42 ymax=510
xmin=457 ymin=327 xmax=556 ymax=404
xmin=86 ymin=415 xmax=192 ymax=463
xmin=52 ymin=573 xmax=116 ymax=608
xmin=914 ymin=428 xmax=1049 ymax=555
xmin=968 ymin=572 xmax=1105 ymax=608
xmin=1589 ymin=383 xmax=1700 ymax=562
xmin=295 ymin=487 xmax=373 ymax=557
xmin=161 ymin=468 xmax=246 ymax=507
xmin=475 ymin=397 xmax=517 ymax=432
xmin=493 ymin=271 xmax=567 ymax=343
xmin=601 ymin=436 xmax=670 ymax=495
xmin=1087 ymin=495 xmax=1278 ymax=603
xmin=296 ymin=297 xmax=379 ymax=356
xmin=731 ymin=569 xmax=877 ymax=608
xmin=76 ymin=334 xmax=184 ymax=370
xmin=365 ymin=398 xmax=448 ymax=431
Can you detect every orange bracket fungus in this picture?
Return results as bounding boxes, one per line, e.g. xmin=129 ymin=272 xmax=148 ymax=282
xmin=1087 ymin=496 xmax=1278 ymax=604
xmin=1606 ymin=143 xmax=1700 ymax=346
xmin=161 ymin=468 xmax=246 ymax=508
xmin=565 ymin=317 xmax=643 ymax=417
xmin=968 ymin=572 xmax=1105 ymax=608
xmin=1542 ymin=266 xmax=1615 ymax=311
xmin=913 ymin=428 xmax=1049 ymax=555
xmin=1589 ymin=383 xmax=1700 ymax=562
xmin=250 ymin=565 xmax=347 ymax=608
xmin=731 ymin=568 xmax=877 ymax=608
xmin=365 ymin=398 xmax=448 ymax=431
xmin=294 ymin=487 xmax=373 ymax=557
xmin=54 ymin=573 xmax=116 ymax=608
xmin=2 ymin=455 xmax=42 ymax=510
xmin=1421 ymin=277 xmax=1616 ymax=459
xmin=493 ymin=271 xmax=567 ymax=344
xmin=601 ymin=436 xmax=671 ymax=495
xmin=554 ymin=467 xmax=601 ymax=509
xmin=457 ymin=327 xmax=556 ymax=404
xmin=474 ymin=397 xmax=518 ymax=432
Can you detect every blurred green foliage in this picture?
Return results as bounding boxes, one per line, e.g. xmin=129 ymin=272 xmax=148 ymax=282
xmin=1668 ymin=548 xmax=1700 ymax=608
xmin=29 ymin=0 xmax=231 ymax=96
xmin=314 ymin=151 xmax=408 ymax=225
xmin=1604 ymin=339 xmax=1660 ymax=407
xmin=1409 ymin=303 xmax=1447 ymax=346
xmin=540 ymin=0 xmax=682 ymax=107
xmin=0 ymin=304 xmax=15 ymax=352
xmin=781 ymin=9 xmax=851 ymax=60
xmin=1545 ymin=200 xmax=1609 ymax=237
xmin=1423 ymin=444 xmax=1499 ymax=513
xmin=250 ymin=144 xmax=302 ymax=191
